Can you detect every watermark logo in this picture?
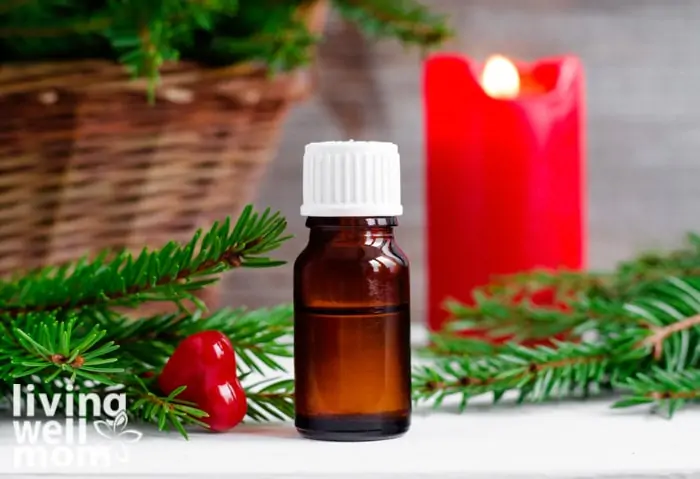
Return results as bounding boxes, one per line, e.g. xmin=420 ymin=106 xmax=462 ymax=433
xmin=12 ymin=383 xmax=142 ymax=470
xmin=94 ymin=410 xmax=142 ymax=442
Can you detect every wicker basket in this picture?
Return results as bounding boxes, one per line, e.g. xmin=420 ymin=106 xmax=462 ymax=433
xmin=0 ymin=1 xmax=329 ymax=309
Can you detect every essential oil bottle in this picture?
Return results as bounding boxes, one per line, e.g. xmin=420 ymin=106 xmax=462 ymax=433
xmin=293 ymin=141 xmax=411 ymax=442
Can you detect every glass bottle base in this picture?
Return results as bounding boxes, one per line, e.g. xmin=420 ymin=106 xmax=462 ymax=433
xmin=295 ymin=413 xmax=409 ymax=442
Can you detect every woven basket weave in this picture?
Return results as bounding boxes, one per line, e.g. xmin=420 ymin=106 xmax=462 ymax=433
xmin=0 ymin=66 xmax=314 ymax=315
xmin=0 ymin=61 xmax=310 ymax=281
xmin=0 ymin=2 xmax=329 ymax=305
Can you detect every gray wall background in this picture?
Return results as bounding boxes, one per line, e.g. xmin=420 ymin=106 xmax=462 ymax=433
xmin=223 ymin=0 xmax=700 ymax=322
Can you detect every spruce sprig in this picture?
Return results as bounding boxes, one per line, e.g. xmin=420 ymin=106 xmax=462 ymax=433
xmin=104 ymin=305 xmax=294 ymax=374
xmin=332 ymin=0 xmax=451 ymax=47
xmin=418 ymin=268 xmax=700 ymax=416
xmin=2 ymin=305 xmax=296 ymax=436
xmin=0 ymin=204 xmax=295 ymax=438
xmin=443 ymin=295 xmax=587 ymax=342
xmin=0 ymin=0 xmax=451 ymax=89
xmin=418 ymin=333 xmax=504 ymax=359
xmin=244 ymin=378 xmax=295 ymax=422
xmin=413 ymin=333 xmax=647 ymax=411
xmin=613 ymin=368 xmax=700 ymax=417
xmin=0 ymin=313 xmax=121 ymax=384
xmin=128 ymin=378 xmax=211 ymax=438
xmin=0 ymin=205 xmax=289 ymax=321
xmin=441 ymin=234 xmax=700 ymax=346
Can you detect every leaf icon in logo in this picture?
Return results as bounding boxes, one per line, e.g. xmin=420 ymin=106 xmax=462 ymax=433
xmin=113 ymin=410 xmax=128 ymax=430
xmin=93 ymin=418 xmax=116 ymax=440
xmin=93 ymin=410 xmax=143 ymax=443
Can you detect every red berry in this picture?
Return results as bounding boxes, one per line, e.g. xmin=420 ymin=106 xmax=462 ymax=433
xmin=158 ymin=331 xmax=247 ymax=432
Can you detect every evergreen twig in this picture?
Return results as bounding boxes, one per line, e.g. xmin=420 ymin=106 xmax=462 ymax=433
xmin=419 ymin=241 xmax=700 ymax=417
xmin=244 ymin=378 xmax=295 ymax=422
xmin=413 ymin=333 xmax=648 ymax=411
xmin=613 ymin=368 xmax=700 ymax=417
xmin=0 ymin=205 xmax=289 ymax=322
xmin=418 ymin=333 xmax=504 ymax=359
xmin=333 ymin=0 xmax=451 ymax=47
xmin=0 ymin=0 xmax=451 ymax=89
xmin=0 ymin=313 xmax=122 ymax=384
xmin=0 ymin=204 xmax=295 ymax=439
xmin=6 ymin=199 xmax=700 ymax=436
xmin=102 ymin=305 xmax=294 ymax=374
xmin=128 ymin=378 xmax=210 ymax=439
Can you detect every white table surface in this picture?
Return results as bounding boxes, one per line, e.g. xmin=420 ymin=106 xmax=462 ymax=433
xmin=1 ymin=327 xmax=699 ymax=478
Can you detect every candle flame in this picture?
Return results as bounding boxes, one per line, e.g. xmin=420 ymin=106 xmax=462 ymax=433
xmin=481 ymin=55 xmax=520 ymax=99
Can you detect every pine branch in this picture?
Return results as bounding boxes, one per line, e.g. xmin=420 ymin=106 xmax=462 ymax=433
xmin=0 ymin=201 xmax=296 ymax=438
xmin=0 ymin=313 xmax=122 ymax=385
xmin=334 ymin=0 xmax=451 ymax=47
xmin=4 ymin=305 xmax=295 ymax=419
xmin=613 ymin=368 xmax=700 ymax=417
xmin=417 ymin=333 xmax=504 ymax=359
xmin=413 ymin=330 xmax=652 ymax=411
xmin=592 ymin=235 xmax=700 ymax=302
xmin=130 ymin=375 xmax=296 ymax=433
xmin=98 ymin=306 xmax=295 ymax=429
xmin=8 ymin=370 xmax=296 ymax=437
xmin=1 ymin=300 xmax=317 ymax=433
xmin=621 ymin=277 xmax=700 ymax=371
xmin=0 ymin=0 xmax=450 ymax=88
xmin=206 ymin=8 xmax=319 ymax=73
xmin=5 ymin=332 xmax=296 ymax=439
xmin=102 ymin=305 xmax=294 ymax=374
xmin=191 ymin=306 xmax=293 ymax=375
xmin=244 ymin=377 xmax=295 ymax=422
xmin=441 ymin=269 xmax=613 ymax=343
xmin=127 ymin=378 xmax=210 ymax=439
xmin=2 ymin=307 xmax=296 ymax=437
xmin=444 ymin=296 xmax=584 ymax=342
xmin=643 ymin=313 xmax=700 ymax=361
xmin=481 ymin=269 xmax=603 ymax=303
xmin=441 ymin=234 xmax=700 ymax=339
xmin=421 ymin=263 xmax=700 ymax=414
xmin=0 ymin=205 xmax=290 ymax=321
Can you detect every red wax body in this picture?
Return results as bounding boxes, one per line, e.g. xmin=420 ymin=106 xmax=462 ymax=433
xmin=423 ymin=54 xmax=586 ymax=332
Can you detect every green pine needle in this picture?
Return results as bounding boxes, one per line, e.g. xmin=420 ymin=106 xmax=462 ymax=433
xmin=413 ymin=334 xmax=646 ymax=411
xmin=0 ymin=0 xmax=451 ymax=89
xmin=1 ymin=314 xmax=123 ymax=384
xmin=416 ymin=332 xmax=504 ymax=359
xmin=98 ymin=305 xmax=294 ymax=374
xmin=333 ymin=0 xmax=451 ymax=48
xmin=7 ymin=203 xmax=700 ymax=437
xmin=0 ymin=204 xmax=294 ymax=439
xmin=613 ymin=368 xmax=700 ymax=418
xmin=425 ymin=239 xmax=700 ymax=416
xmin=244 ymin=377 xmax=295 ymax=422
xmin=0 ymin=205 xmax=290 ymax=320
xmin=128 ymin=379 xmax=210 ymax=439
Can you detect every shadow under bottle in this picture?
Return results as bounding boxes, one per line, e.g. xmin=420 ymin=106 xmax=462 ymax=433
xmin=293 ymin=216 xmax=411 ymax=441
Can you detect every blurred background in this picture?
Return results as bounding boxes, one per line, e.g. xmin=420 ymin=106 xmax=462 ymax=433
xmin=226 ymin=0 xmax=700 ymax=321
xmin=1 ymin=0 xmax=696 ymax=324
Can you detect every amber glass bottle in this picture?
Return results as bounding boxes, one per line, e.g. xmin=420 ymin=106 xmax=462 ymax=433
xmin=294 ymin=141 xmax=411 ymax=442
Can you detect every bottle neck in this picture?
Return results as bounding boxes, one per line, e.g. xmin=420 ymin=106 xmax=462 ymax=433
xmin=305 ymin=217 xmax=398 ymax=243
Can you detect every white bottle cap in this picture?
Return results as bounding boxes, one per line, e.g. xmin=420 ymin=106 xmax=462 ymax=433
xmin=301 ymin=141 xmax=403 ymax=217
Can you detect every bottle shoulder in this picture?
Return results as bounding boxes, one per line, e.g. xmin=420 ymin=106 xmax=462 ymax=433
xmin=293 ymin=238 xmax=410 ymax=307
xmin=294 ymin=238 xmax=409 ymax=272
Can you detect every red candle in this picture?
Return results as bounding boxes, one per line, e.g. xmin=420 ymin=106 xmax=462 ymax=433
xmin=423 ymin=53 xmax=586 ymax=332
